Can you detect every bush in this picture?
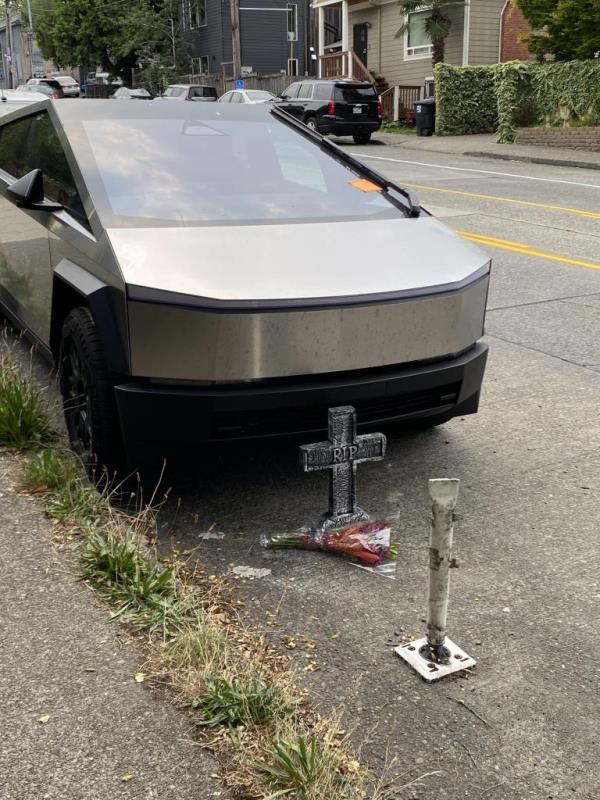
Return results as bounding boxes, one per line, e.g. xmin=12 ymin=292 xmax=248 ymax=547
xmin=434 ymin=63 xmax=498 ymax=136
xmin=435 ymin=59 xmax=600 ymax=142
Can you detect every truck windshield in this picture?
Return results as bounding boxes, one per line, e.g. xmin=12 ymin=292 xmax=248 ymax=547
xmin=82 ymin=116 xmax=402 ymax=226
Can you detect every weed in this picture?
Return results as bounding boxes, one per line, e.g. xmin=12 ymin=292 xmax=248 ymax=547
xmin=0 ymin=358 xmax=53 ymax=449
xmin=163 ymin=622 xmax=231 ymax=676
xmin=21 ymin=448 xmax=78 ymax=493
xmin=257 ymin=734 xmax=324 ymax=798
xmin=192 ymin=673 xmax=292 ymax=729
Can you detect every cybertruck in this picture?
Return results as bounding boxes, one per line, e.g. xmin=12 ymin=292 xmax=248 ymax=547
xmin=0 ymin=99 xmax=489 ymax=471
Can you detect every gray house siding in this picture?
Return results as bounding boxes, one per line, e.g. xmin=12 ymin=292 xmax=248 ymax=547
xmin=468 ymin=0 xmax=506 ymax=64
xmin=181 ymin=0 xmax=227 ymax=73
xmin=184 ymin=0 xmax=308 ymax=75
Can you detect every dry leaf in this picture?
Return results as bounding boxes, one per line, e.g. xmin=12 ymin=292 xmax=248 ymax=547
xmin=134 ymin=673 xmax=145 ymax=683
xmin=38 ymin=715 xmax=49 ymax=724
xmin=331 ymin=632 xmax=340 ymax=640
xmin=121 ymin=774 xmax=134 ymax=783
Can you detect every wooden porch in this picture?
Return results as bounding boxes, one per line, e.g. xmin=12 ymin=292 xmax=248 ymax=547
xmin=318 ymin=49 xmax=375 ymax=83
xmin=380 ymin=84 xmax=423 ymax=125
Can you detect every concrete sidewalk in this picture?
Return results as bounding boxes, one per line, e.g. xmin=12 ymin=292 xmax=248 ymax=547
xmin=367 ymin=131 xmax=600 ymax=171
xmin=0 ymin=454 xmax=224 ymax=800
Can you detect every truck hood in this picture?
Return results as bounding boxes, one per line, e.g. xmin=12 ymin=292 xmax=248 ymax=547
xmin=107 ymin=216 xmax=489 ymax=306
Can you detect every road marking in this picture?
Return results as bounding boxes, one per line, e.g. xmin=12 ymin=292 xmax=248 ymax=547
xmin=458 ymin=230 xmax=600 ymax=271
xmin=350 ymin=153 xmax=600 ymax=190
xmin=400 ymin=182 xmax=600 ymax=220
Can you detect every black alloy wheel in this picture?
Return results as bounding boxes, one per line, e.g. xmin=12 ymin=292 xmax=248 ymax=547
xmin=59 ymin=307 xmax=124 ymax=480
xmin=352 ymin=132 xmax=371 ymax=145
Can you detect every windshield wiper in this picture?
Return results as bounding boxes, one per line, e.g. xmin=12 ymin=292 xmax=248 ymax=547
xmin=269 ymin=104 xmax=421 ymax=218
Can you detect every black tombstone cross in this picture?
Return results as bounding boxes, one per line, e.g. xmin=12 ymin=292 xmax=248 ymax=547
xmin=300 ymin=406 xmax=387 ymax=531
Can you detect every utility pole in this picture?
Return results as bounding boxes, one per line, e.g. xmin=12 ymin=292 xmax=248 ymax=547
xmin=229 ymin=0 xmax=241 ymax=79
xmin=26 ymin=0 xmax=34 ymax=79
xmin=5 ymin=0 xmax=14 ymax=89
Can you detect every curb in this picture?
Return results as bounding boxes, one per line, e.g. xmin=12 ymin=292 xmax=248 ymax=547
xmin=367 ymin=135 xmax=600 ymax=173
xmin=463 ymin=150 xmax=600 ymax=172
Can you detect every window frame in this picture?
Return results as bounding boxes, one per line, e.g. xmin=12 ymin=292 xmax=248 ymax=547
xmin=404 ymin=8 xmax=433 ymax=60
xmin=287 ymin=3 xmax=298 ymax=42
xmin=0 ymin=109 xmax=93 ymax=235
xmin=287 ymin=58 xmax=299 ymax=77
xmin=181 ymin=0 xmax=207 ymax=30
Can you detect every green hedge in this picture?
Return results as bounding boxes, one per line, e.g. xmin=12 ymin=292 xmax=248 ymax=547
xmin=434 ymin=63 xmax=498 ymax=136
xmin=434 ymin=60 xmax=600 ymax=142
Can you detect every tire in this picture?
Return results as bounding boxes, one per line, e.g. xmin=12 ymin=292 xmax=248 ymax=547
xmin=352 ymin=132 xmax=371 ymax=145
xmin=305 ymin=116 xmax=318 ymax=132
xmin=59 ymin=307 xmax=124 ymax=481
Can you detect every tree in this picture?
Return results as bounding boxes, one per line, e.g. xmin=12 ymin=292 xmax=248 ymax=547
xmin=31 ymin=0 xmax=188 ymax=83
xmin=515 ymin=0 xmax=600 ymax=61
xmin=396 ymin=1 xmax=466 ymax=65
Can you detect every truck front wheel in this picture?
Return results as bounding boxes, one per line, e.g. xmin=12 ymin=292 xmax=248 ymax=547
xmin=59 ymin=307 xmax=124 ymax=481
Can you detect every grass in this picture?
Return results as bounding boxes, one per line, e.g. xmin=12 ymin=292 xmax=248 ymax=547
xmin=0 ymin=356 xmax=54 ymax=449
xmin=3 ymin=349 xmax=372 ymax=800
xmin=381 ymin=121 xmax=416 ymax=135
xmin=192 ymin=673 xmax=293 ymax=729
xmin=257 ymin=734 xmax=324 ymax=798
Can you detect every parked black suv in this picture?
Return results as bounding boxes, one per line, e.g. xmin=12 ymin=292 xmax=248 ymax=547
xmin=276 ymin=80 xmax=382 ymax=144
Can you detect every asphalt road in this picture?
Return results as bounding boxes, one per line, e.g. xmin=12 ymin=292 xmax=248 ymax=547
xmin=3 ymin=145 xmax=600 ymax=799
xmin=157 ymin=148 xmax=600 ymax=799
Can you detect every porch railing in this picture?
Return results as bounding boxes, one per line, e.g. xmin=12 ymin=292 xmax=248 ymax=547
xmin=319 ymin=50 xmax=375 ymax=83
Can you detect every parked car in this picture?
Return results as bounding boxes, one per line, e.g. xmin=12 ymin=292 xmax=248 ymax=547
xmin=111 ymin=87 xmax=153 ymax=100
xmin=53 ymin=75 xmax=80 ymax=97
xmin=161 ymin=84 xmax=217 ymax=101
xmin=275 ymin=79 xmax=382 ymax=144
xmin=26 ymin=78 xmax=65 ymax=98
xmin=218 ymin=89 xmax=276 ymax=104
xmin=18 ymin=83 xmax=62 ymax=100
xmin=0 ymin=90 xmax=47 ymax=116
xmin=94 ymin=72 xmax=123 ymax=86
xmin=0 ymin=100 xmax=489 ymax=474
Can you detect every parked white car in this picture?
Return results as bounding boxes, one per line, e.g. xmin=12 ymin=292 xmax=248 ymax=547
xmin=218 ymin=89 xmax=276 ymax=104
xmin=161 ymin=84 xmax=218 ymax=102
xmin=53 ymin=75 xmax=80 ymax=97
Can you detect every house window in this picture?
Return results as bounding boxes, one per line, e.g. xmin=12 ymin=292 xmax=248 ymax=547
xmin=324 ymin=6 xmax=341 ymax=49
xmin=406 ymin=10 xmax=433 ymax=58
xmin=287 ymin=58 xmax=298 ymax=76
xmin=182 ymin=0 xmax=206 ymax=30
xmin=287 ymin=3 xmax=298 ymax=42
xmin=193 ymin=56 xmax=210 ymax=74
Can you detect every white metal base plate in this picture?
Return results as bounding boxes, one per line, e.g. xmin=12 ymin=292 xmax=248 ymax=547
xmin=395 ymin=637 xmax=476 ymax=682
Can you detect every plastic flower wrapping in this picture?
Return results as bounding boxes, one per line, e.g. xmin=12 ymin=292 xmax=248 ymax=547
xmin=261 ymin=520 xmax=396 ymax=566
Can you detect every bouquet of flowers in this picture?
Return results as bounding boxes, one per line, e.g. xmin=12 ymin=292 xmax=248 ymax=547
xmin=262 ymin=520 xmax=394 ymax=565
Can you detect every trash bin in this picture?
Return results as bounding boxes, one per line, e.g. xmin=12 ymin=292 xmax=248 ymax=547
xmin=415 ymin=98 xmax=436 ymax=137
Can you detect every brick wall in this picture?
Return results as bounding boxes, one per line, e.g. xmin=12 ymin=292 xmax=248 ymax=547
xmin=516 ymin=127 xmax=600 ymax=152
xmin=500 ymin=1 xmax=531 ymax=62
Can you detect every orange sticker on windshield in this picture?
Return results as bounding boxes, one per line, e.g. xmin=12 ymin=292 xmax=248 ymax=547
xmin=349 ymin=178 xmax=382 ymax=193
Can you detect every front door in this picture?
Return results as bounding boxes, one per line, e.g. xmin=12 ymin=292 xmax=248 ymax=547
xmin=353 ymin=23 xmax=368 ymax=67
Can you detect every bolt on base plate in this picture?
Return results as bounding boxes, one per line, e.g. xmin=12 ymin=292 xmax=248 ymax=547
xmin=395 ymin=637 xmax=476 ymax=682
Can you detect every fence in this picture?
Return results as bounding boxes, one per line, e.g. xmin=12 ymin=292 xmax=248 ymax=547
xmin=133 ymin=71 xmax=291 ymax=98
xmin=380 ymin=84 xmax=422 ymax=123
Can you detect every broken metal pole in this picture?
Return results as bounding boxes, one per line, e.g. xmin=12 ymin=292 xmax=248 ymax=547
xmin=395 ymin=477 xmax=476 ymax=681
xmin=427 ymin=478 xmax=460 ymax=662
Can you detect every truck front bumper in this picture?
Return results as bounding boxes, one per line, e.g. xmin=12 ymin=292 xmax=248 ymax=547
xmin=114 ymin=342 xmax=488 ymax=465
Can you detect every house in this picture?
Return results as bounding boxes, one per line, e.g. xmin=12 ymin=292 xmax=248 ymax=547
xmin=312 ymin=0 xmax=531 ymax=112
xmin=180 ymin=0 xmax=311 ymax=77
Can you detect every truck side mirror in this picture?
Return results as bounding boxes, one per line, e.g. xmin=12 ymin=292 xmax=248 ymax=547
xmin=6 ymin=169 xmax=63 ymax=212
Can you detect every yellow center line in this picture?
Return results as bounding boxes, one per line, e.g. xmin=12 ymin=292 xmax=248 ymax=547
xmin=457 ymin=230 xmax=600 ymax=271
xmin=403 ymin=181 xmax=600 ymax=220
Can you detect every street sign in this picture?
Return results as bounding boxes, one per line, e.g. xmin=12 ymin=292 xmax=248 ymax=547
xmin=235 ymin=79 xmax=245 ymax=89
